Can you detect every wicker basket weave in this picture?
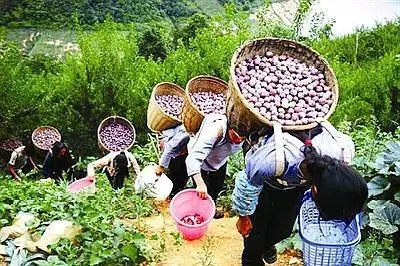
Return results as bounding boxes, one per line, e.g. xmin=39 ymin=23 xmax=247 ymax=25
xmin=182 ymin=75 xmax=229 ymax=134
xmin=97 ymin=116 xmax=136 ymax=152
xmin=31 ymin=126 xmax=62 ymax=154
xmin=147 ymin=82 xmax=185 ymax=133
xmin=227 ymin=38 xmax=339 ymax=135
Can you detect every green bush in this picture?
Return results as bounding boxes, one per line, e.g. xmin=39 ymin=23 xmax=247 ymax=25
xmin=0 ymin=173 xmax=156 ymax=265
xmin=1 ymin=12 xmax=399 ymax=156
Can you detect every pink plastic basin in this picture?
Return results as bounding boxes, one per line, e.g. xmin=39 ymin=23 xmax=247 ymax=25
xmin=68 ymin=178 xmax=95 ymax=194
xmin=169 ymin=189 xmax=215 ymax=240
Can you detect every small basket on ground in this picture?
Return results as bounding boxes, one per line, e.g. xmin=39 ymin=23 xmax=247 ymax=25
xmin=97 ymin=116 xmax=136 ymax=153
xmin=227 ymin=38 xmax=339 ymax=135
xmin=31 ymin=126 xmax=62 ymax=155
xmin=299 ymin=191 xmax=361 ymax=266
xmin=147 ymin=82 xmax=185 ymax=132
xmin=181 ymin=75 xmax=229 ymax=134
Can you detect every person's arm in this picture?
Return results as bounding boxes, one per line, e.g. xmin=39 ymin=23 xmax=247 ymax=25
xmin=185 ymin=124 xmax=223 ymax=198
xmin=232 ymin=171 xmax=264 ymax=237
xmin=158 ymin=136 xmax=190 ymax=172
xmin=8 ymin=164 xmax=21 ymax=181
xmin=87 ymin=155 xmax=111 ymax=178
xmin=28 ymin=157 xmax=38 ymax=170
xmin=42 ymin=152 xmax=53 ymax=178
xmin=127 ymin=152 xmax=140 ymax=177
xmin=233 ymin=138 xmax=278 ymax=237
xmin=8 ymin=151 xmax=21 ymax=181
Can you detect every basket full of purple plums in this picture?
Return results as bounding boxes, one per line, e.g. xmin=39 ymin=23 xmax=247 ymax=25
xmin=227 ymin=38 xmax=339 ymax=135
xmin=97 ymin=116 xmax=136 ymax=152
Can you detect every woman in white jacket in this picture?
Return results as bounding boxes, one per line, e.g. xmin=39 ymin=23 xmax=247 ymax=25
xmin=186 ymin=113 xmax=245 ymax=218
xmin=87 ymin=150 xmax=140 ymax=189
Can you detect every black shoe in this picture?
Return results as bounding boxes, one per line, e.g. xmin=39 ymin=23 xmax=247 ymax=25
xmin=213 ymin=210 xmax=224 ymax=219
xmin=262 ymin=246 xmax=277 ymax=264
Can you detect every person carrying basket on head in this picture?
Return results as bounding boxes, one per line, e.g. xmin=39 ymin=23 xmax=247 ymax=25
xmin=87 ymin=150 xmax=140 ymax=190
xmin=186 ymin=113 xmax=246 ymax=219
xmin=154 ymin=123 xmax=190 ymax=198
xmin=232 ymin=119 xmax=368 ymax=265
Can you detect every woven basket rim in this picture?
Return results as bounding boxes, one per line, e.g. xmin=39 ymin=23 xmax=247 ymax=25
xmin=97 ymin=116 xmax=136 ymax=152
xmin=151 ymin=82 xmax=185 ymax=124
xmin=229 ymin=37 xmax=339 ymax=130
xmin=31 ymin=126 xmax=62 ymax=150
xmin=185 ymin=75 xmax=229 ymax=118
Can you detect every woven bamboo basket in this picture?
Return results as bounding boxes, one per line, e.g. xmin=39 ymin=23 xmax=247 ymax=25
xmin=147 ymin=82 xmax=185 ymax=133
xmin=97 ymin=116 xmax=136 ymax=153
xmin=182 ymin=75 xmax=229 ymax=134
xmin=31 ymin=126 xmax=62 ymax=155
xmin=227 ymin=38 xmax=339 ymax=135
xmin=0 ymin=138 xmax=22 ymax=159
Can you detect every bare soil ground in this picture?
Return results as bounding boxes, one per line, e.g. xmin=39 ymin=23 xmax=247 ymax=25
xmin=125 ymin=201 xmax=304 ymax=266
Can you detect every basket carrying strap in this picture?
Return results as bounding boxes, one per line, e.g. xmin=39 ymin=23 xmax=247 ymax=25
xmin=273 ymin=122 xmax=285 ymax=177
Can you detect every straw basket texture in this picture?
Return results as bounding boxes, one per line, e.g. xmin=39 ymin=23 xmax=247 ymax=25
xmin=182 ymin=75 xmax=229 ymax=134
xmin=97 ymin=116 xmax=136 ymax=152
xmin=147 ymin=82 xmax=185 ymax=133
xmin=227 ymin=38 xmax=339 ymax=135
xmin=31 ymin=126 xmax=62 ymax=154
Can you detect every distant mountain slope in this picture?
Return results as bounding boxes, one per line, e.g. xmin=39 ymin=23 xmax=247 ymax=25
xmin=0 ymin=0 xmax=198 ymax=28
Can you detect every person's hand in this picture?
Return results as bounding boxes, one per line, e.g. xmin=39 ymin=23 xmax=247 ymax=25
xmin=236 ymin=215 xmax=253 ymax=238
xmin=87 ymin=175 xmax=95 ymax=180
xmin=155 ymin=165 xmax=164 ymax=176
xmin=196 ymin=183 xmax=208 ymax=199
xmin=15 ymin=176 xmax=22 ymax=182
xmin=159 ymin=139 xmax=165 ymax=151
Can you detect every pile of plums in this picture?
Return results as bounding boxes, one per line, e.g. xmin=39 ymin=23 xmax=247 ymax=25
xmin=190 ymin=91 xmax=226 ymax=115
xmin=235 ymin=52 xmax=333 ymax=126
xmin=155 ymin=94 xmax=184 ymax=119
xmin=32 ymin=129 xmax=61 ymax=150
xmin=99 ymin=122 xmax=134 ymax=151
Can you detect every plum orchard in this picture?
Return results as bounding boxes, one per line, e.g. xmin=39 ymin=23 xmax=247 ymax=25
xmin=99 ymin=122 xmax=134 ymax=151
xmin=190 ymin=91 xmax=226 ymax=115
xmin=235 ymin=52 xmax=334 ymax=126
xmin=155 ymin=95 xmax=184 ymax=119
xmin=32 ymin=129 xmax=61 ymax=150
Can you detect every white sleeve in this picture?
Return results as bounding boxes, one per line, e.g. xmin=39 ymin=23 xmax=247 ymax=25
xmin=8 ymin=151 xmax=18 ymax=166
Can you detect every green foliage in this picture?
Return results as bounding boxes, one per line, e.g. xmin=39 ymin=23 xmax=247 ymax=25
xmin=353 ymin=231 xmax=400 ymax=265
xmin=0 ymin=173 xmax=155 ymax=265
xmin=0 ymin=0 xmax=197 ymax=28
xmin=174 ymin=13 xmax=210 ymax=46
xmin=138 ymin=28 xmax=169 ymax=60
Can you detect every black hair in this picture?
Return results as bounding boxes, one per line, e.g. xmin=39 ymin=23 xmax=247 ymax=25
xmin=51 ymin=141 xmax=69 ymax=156
xmin=113 ymin=152 xmax=129 ymax=178
xmin=23 ymin=135 xmax=35 ymax=156
xmin=302 ymin=146 xmax=368 ymax=220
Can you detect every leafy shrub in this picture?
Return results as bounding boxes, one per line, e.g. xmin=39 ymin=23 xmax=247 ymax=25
xmin=0 ymin=173 xmax=156 ymax=265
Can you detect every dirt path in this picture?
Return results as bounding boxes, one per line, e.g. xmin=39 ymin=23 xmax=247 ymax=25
xmin=125 ymin=202 xmax=304 ymax=266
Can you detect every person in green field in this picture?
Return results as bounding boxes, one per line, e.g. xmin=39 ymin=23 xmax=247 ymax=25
xmin=154 ymin=124 xmax=190 ymax=198
xmin=87 ymin=150 xmax=140 ymax=190
xmin=8 ymin=136 xmax=38 ymax=182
